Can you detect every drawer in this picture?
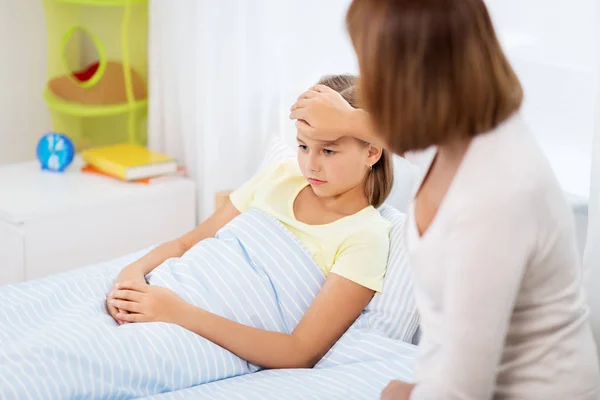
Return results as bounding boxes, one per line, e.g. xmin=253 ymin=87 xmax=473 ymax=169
xmin=22 ymin=180 xmax=196 ymax=281
xmin=0 ymin=220 xmax=25 ymax=285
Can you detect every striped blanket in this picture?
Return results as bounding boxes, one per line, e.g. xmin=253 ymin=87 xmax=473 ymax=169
xmin=146 ymin=342 xmax=416 ymax=399
xmin=0 ymin=209 xmax=413 ymax=399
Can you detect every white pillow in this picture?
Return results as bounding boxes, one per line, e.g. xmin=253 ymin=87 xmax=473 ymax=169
xmin=364 ymin=204 xmax=418 ymax=343
xmin=387 ymin=156 xmax=422 ymax=213
xmin=257 ymin=137 xmax=419 ymax=343
xmin=258 ymin=137 xmax=296 ymax=171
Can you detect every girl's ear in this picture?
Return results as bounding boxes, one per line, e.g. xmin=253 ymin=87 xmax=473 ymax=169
xmin=367 ymin=145 xmax=383 ymax=167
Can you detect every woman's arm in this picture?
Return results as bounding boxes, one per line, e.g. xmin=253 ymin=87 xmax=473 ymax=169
xmin=125 ymin=199 xmax=240 ymax=276
xmin=113 ymin=273 xmax=374 ymax=369
xmin=381 ymin=381 xmax=416 ymax=400
xmin=290 ymin=85 xmax=384 ymax=147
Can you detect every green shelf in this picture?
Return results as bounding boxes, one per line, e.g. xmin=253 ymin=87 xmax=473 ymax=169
xmin=53 ymin=0 xmax=148 ymax=6
xmin=44 ymin=88 xmax=147 ymax=117
xmin=43 ymin=0 xmax=149 ymax=147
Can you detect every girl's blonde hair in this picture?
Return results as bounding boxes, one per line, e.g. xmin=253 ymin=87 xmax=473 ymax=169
xmin=317 ymin=74 xmax=394 ymax=208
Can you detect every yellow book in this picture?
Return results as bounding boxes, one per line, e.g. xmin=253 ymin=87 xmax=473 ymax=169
xmin=81 ymin=143 xmax=177 ymax=181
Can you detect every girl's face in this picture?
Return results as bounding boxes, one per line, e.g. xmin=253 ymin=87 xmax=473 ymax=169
xmin=296 ymin=132 xmax=382 ymax=200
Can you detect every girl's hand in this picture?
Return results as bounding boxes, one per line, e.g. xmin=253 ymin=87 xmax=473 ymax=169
xmin=289 ymin=84 xmax=356 ymax=142
xmin=106 ymin=267 xmax=147 ymax=325
xmin=109 ymin=281 xmax=187 ymax=324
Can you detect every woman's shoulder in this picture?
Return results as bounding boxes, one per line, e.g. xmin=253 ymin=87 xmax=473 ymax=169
xmin=439 ymin=112 xmax=574 ymax=247
xmin=457 ymin=113 xmax=563 ymax=208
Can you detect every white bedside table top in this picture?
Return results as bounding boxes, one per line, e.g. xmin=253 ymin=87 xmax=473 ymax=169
xmin=0 ymin=156 xmax=195 ymax=225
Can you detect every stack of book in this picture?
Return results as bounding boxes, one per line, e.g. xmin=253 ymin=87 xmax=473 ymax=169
xmin=80 ymin=143 xmax=184 ymax=184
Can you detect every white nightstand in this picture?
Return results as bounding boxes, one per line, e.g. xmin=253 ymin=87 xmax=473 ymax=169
xmin=0 ymin=157 xmax=196 ymax=286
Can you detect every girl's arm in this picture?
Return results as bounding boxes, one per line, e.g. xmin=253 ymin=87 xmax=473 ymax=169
xmin=113 ymin=273 xmax=374 ymax=369
xmin=124 ymin=199 xmax=240 ymax=276
xmin=179 ymin=273 xmax=374 ymax=369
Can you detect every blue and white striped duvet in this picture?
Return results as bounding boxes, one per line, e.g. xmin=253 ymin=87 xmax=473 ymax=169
xmin=0 ymin=208 xmax=416 ymax=399
xmin=146 ymin=343 xmax=416 ymax=399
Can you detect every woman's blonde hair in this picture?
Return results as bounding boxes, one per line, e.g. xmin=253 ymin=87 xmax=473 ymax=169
xmin=317 ymin=74 xmax=394 ymax=208
xmin=346 ymin=0 xmax=523 ymax=154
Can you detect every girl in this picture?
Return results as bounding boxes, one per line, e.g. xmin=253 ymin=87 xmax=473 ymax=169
xmin=290 ymin=0 xmax=600 ymax=399
xmin=106 ymin=74 xmax=395 ymax=370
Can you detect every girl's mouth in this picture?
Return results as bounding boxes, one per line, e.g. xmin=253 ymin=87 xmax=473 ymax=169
xmin=308 ymin=178 xmax=326 ymax=186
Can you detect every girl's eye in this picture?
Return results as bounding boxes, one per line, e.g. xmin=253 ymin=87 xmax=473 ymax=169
xmin=323 ymin=149 xmax=335 ymax=156
xmin=298 ymin=145 xmax=308 ymax=151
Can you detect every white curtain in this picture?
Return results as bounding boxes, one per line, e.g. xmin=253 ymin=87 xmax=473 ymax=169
xmin=148 ymin=0 xmax=357 ymax=221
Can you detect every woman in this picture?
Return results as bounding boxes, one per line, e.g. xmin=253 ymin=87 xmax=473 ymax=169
xmin=290 ymin=1 xmax=600 ymax=399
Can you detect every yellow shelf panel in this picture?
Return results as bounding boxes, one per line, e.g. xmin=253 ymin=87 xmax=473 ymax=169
xmin=44 ymin=88 xmax=147 ymax=117
xmin=53 ymin=0 xmax=148 ymax=6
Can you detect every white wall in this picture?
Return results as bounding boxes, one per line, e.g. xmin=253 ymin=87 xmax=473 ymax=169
xmin=0 ymin=0 xmax=52 ymax=164
xmin=486 ymin=0 xmax=598 ymax=198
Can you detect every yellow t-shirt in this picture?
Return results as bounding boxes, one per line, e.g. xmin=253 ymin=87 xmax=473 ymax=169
xmin=230 ymin=159 xmax=391 ymax=292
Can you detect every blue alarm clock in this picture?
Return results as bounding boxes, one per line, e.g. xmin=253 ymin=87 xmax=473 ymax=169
xmin=36 ymin=132 xmax=75 ymax=172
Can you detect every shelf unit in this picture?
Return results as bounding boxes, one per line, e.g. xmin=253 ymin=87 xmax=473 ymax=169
xmin=43 ymin=0 xmax=149 ymax=150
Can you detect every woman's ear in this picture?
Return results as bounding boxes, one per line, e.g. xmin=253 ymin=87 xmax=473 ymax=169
xmin=367 ymin=145 xmax=383 ymax=167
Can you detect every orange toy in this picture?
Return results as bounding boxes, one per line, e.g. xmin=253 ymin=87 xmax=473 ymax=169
xmin=48 ymin=61 xmax=147 ymax=105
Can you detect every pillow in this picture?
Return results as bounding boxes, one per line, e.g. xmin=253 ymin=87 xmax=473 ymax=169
xmin=257 ymin=136 xmax=419 ymax=343
xmin=363 ymin=204 xmax=418 ymax=343
xmin=386 ymin=156 xmax=422 ymax=213
xmin=258 ymin=137 xmax=296 ymax=171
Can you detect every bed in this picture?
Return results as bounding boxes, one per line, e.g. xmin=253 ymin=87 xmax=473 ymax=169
xmin=0 ymin=200 xmax=419 ymax=399
xmin=4 ymin=133 xmax=592 ymax=398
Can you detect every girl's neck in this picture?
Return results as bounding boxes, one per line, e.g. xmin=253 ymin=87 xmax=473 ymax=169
xmin=314 ymin=184 xmax=370 ymax=216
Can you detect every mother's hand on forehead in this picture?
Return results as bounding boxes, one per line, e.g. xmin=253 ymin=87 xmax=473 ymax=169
xmin=290 ymin=84 xmax=355 ymax=142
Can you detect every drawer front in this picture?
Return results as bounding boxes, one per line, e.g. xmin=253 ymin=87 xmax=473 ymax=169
xmin=23 ymin=182 xmax=196 ymax=281
xmin=0 ymin=220 xmax=25 ymax=285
